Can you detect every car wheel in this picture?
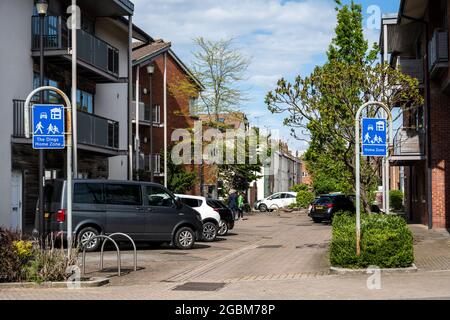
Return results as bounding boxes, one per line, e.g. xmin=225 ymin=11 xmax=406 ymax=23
xmin=218 ymin=220 xmax=229 ymax=236
xmin=77 ymin=227 xmax=100 ymax=252
xmin=259 ymin=203 xmax=268 ymax=212
xmin=174 ymin=227 xmax=195 ymax=250
xmin=202 ymin=222 xmax=218 ymax=242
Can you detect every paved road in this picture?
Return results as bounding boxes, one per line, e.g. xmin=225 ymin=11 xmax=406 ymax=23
xmin=3 ymin=212 xmax=450 ymax=299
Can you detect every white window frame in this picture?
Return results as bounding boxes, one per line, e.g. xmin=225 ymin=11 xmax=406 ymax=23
xmin=153 ymin=105 xmax=161 ymax=124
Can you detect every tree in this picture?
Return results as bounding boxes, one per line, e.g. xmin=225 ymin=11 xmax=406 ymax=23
xmin=166 ymin=145 xmax=197 ymax=194
xmin=265 ymin=1 xmax=423 ymax=212
xmin=191 ymin=37 xmax=250 ymax=120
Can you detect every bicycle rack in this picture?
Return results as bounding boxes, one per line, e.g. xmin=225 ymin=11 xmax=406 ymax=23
xmin=81 ymin=235 xmax=121 ymax=277
xmin=100 ymin=233 xmax=137 ymax=272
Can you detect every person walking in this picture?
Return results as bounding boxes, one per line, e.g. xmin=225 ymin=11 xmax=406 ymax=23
xmin=228 ymin=190 xmax=238 ymax=221
xmin=237 ymin=192 xmax=245 ymax=220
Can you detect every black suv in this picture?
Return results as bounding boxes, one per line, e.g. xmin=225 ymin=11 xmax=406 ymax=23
xmin=308 ymin=194 xmax=355 ymax=223
xmin=36 ymin=179 xmax=204 ymax=251
xmin=206 ymin=199 xmax=235 ymax=236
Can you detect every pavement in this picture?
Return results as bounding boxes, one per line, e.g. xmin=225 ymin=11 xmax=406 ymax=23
xmin=2 ymin=211 xmax=450 ymax=300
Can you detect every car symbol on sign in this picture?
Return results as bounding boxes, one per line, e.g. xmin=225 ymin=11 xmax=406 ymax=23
xmin=40 ymin=112 xmax=47 ymax=120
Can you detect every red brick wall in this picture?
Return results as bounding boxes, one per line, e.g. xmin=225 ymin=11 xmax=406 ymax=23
xmin=133 ymin=52 xmax=217 ymax=195
xmin=429 ymin=83 xmax=450 ymax=228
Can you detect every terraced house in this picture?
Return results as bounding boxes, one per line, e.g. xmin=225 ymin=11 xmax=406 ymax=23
xmin=381 ymin=0 xmax=450 ymax=228
xmin=0 ymin=0 xmax=152 ymax=232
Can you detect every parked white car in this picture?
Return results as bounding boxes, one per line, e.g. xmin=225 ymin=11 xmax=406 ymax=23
xmin=257 ymin=192 xmax=297 ymax=212
xmin=175 ymin=194 xmax=221 ymax=242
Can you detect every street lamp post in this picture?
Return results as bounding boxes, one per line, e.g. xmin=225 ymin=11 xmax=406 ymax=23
xmin=146 ymin=64 xmax=155 ymax=182
xmin=36 ymin=0 xmax=48 ymax=240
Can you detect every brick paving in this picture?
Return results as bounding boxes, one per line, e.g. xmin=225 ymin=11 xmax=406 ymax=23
xmin=3 ymin=214 xmax=450 ymax=299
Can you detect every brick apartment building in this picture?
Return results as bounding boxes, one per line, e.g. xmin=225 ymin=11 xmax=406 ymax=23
xmin=131 ymin=40 xmax=217 ymax=196
xmin=382 ymin=0 xmax=450 ymax=228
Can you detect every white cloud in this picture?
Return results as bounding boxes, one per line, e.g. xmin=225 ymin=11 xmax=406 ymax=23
xmin=132 ymin=0 xmax=338 ymax=152
xmin=133 ymin=0 xmax=336 ymax=87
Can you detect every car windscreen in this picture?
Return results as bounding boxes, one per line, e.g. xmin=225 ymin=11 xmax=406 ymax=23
xmin=315 ymin=197 xmax=332 ymax=205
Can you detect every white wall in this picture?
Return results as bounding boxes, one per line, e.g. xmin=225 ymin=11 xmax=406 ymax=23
xmin=95 ymin=83 xmax=128 ymax=180
xmin=95 ymin=18 xmax=130 ymax=181
xmin=95 ymin=18 xmax=129 ymax=78
xmin=0 ymin=0 xmax=34 ymax=228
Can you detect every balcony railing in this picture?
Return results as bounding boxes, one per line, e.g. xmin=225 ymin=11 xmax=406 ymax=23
xmin=139 ymin=153 xmax=162 ymax=173
xmin=31 ymin=16 xmax=119 ymax=77
xmin=131 ymin=101 xmax=160 ymax=123
xmin=393 ymin=127 xmax=425 ymax=157
xmin=428 ymin=29 xmax=449 ymax=78
xmin=398 ymin=58 xmax=424 ymax=85
xmin=13 ymin=100 xmax=119 ymax=150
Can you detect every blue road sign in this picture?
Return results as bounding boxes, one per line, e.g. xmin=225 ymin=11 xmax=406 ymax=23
xmin=32 ymin=104 xmax=65 ymax=149
xmin=361 ymin=118 xmax=387 ymax=157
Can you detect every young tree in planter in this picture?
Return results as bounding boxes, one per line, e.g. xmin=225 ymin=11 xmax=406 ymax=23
xmin=265 ymin=1 xmax=423 ymax=212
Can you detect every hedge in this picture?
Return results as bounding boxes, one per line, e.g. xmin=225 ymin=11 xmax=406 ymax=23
xmin=330 ymin=212 xmax=414 ymax=269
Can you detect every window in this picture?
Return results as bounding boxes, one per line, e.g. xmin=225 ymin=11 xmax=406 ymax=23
xmin=153 ymin=105 xmax=161 ymax=124
xmin=283 ymin=193 xmax=296 ymax=199
xmin=106 ymin=184 xmax=142 ymax=205
xmin=269 ymin=194 xmax=281 ymax=200
xmin=77 ymin=89 xmax=94 ymax=113
xmin=74 ymin=183 xmax=104 ymax=204
xmin=181 ymin=198 xmax=202 ymax=208
xmin=33 ymin=73 xmax=62 ymax=103
xmin=146 ymin=186 xmax=175 ymax=207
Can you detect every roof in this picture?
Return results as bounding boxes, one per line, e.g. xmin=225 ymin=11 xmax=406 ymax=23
xmin=132 ymin=40 xmax=172 ymax=64
xmin=197 ymin=112 xmax=248 ymax=127
xmin=132 ymin=40 xmax=204 ymax=89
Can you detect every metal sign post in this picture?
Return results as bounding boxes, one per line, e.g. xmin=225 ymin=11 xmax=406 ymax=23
xmin=25 ymin=86 xmax=73 ymax=256
xmin=355 ymin=101 xmax=392 ymax=256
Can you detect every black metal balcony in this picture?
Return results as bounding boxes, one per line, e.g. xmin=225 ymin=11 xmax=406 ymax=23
xmin=428 ymin=29 xmax=449 ymax=79
xmin=31 ymin=16 xmax=119 ymax=81
xmin=398 ymin=58 xmax=424 ymax=85
xmin=13 ymin=100 xmax=119 ymax=151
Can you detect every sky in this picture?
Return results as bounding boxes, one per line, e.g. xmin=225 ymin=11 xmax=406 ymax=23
xmin=133 ymin=0 xmax=401 ymax=154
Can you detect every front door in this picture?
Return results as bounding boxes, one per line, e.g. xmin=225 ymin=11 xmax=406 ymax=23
xmin=10 ymin=171 xmax=22 ymax=231
xmin=105 ymin=183 xmax=146 ymax=237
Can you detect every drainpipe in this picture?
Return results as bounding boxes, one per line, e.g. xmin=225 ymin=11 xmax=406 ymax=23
xmin=128 ymin=15 xmax=133 ymax=180
xmin=424 ymin=22 xmax=433 ymax=229
xmin=163 ymin=52 xmax=168 ymax=187
xmin=135 ymin=65 xmax=140 ymax=180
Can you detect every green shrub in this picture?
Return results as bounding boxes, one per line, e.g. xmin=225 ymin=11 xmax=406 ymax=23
xmin=0 ymin=228 xmax=23 ymax=283
xmin=25 ymin=247 xmax=78 ymax=283
xmin=291 ymin=184 xmax=309 ymax=192
xmin=390 ymin=190 xmax=404 ymax=211
xmin=296 ymin=190 xmax=315 ymax=209
xmin=330 ymin=212 xmax=414 ymax=268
